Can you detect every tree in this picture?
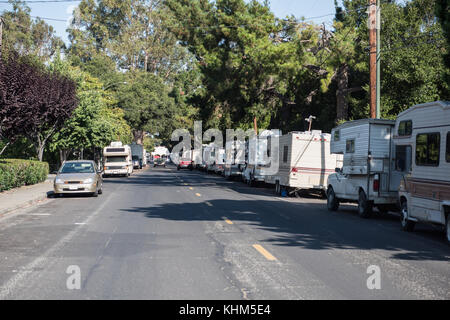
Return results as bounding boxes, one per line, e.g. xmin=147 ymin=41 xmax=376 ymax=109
xmin=1 ymin=0 xmax=64 ymax=62
xmin=117 ymin=71 xmax=177 ymax=144
xmin=49 ymin=58 xmax=132 ymax=163
xmin=68 ymin=0 xmax=190 ymax=78
xmin=0 ymin=54 xmax=78 ymax=160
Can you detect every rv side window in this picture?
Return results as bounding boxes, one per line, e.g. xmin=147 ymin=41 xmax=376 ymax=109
xmin=416 ymin=133 xmax=440 ymax=166
xmin=346 ymin=139 xmax=355 ymax=153
xmin=334 ymin=130 xmax=340 ymax=141
xmin=283 ymin=146 xmax=289 ymax=163
xmin=398 ymin=120 xmax=412 ymax=136
xmin=446 ymin=132 xmax=450 ymax=163
xmin=395 ymin=145 xmax=412 ymax=172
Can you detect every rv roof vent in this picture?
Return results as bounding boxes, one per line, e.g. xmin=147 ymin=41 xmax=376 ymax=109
xmin=311 ymin=130 xmax=322 ymax=135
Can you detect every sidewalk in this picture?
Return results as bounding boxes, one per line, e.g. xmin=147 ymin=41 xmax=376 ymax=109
xmin=0 ymin=175 xmax=55 ymax=217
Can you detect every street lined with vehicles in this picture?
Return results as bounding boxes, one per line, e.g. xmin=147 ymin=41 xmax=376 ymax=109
xmin=0 ymin=166 xmax=448 ymax=299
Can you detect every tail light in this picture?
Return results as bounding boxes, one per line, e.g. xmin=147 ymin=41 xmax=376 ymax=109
xmin=291 ymin=167 xmax=298 ymax=173
xmin=373 ymin=174 xmax=380 ymax=192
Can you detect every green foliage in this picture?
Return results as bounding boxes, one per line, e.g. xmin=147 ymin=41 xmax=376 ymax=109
xmin=49 ymin=57 xmax=132 ymax=156
xmin=1 ymin=0 xmax=64 ymax=62
xmin=0 ymin=159 xmax=49 ymax=191
xmin=117 ymin=71 xmax=177 ymax=143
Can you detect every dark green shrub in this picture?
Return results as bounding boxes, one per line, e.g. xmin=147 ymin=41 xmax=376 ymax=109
xmin=0 ymin=159 xmax=49 ymax=192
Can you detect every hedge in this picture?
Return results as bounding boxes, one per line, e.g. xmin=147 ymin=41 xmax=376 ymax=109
xmin=0 ymin=159 xmax=49 ymax=192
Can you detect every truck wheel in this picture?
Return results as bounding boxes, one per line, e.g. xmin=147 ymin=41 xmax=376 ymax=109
xmin=327 ymin=187 xmax=339 ymax=211
xmin=400 ymin=200 xmax=415 ymax=232
xmin=358 ymin=190 xmax=372 ymax=218
xmin=177 ymin=166 xmax=180 ymax=171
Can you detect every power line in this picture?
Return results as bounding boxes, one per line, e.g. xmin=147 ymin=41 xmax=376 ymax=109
xmin=0 ymin=0 xmax=81 ymax=3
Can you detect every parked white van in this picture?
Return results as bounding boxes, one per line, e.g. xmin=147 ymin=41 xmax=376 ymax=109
xmin=265 ymin=131 xmax=342 ymax=196
xmin=327 ymin=119 xmax=400 ymax=218
xmin=394 ymin=101 xmax=450 ymax=243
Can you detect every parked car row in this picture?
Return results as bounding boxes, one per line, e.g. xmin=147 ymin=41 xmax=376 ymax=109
xmin=189 ymin=101 xmax=450 ymax=244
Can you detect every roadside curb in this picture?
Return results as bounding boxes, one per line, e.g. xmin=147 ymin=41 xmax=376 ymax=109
xmin=0 ymin=180 xmax=53 ymax=218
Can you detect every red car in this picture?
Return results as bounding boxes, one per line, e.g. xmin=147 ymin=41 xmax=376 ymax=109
xmin=177 ymin=159 xmax=193 ymax=170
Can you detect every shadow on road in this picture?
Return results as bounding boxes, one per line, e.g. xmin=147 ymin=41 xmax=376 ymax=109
xmin=120 ymin=196 xmax=449 ymax=262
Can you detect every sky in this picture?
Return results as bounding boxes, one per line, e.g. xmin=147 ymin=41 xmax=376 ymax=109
xmin=0 ymin=0 xmax=340 ymax=44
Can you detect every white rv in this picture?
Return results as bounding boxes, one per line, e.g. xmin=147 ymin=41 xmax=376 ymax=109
xmin=265 ymin=131 xmax=342 ymax=196
xmin=242 ymin=137 xmax=268 ymax=186
xmin=103 ymin=142 xmax=133 ymax=177
xmin=327 ymin=119 xmax=400 ymax=218
xmin=394 ymin=101 xmax=450 ymax=243
xmin=224 ymin=140 xmax=245 ymax=179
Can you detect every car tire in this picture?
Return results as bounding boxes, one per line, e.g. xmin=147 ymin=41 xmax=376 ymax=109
xmin=98 ymin=187 xmax=103 ymax=195
xmin=327 ymin=187 xmax=339 ymax=211
xmin=400 ymin=200 xmax=415 ymax=232
xmin=177 ymin=166 xmax=180 ymax=171
xmin=358 ymin=190 xmax=372 ymax=218
xmin=92 ymin=191 xmax=98 ymax=197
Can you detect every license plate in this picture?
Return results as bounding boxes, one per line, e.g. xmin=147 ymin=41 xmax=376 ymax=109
xmin=113 ymin=171 xmax=119 ymax=174
xmin=69 ymin=186 xmax=78 ymax=190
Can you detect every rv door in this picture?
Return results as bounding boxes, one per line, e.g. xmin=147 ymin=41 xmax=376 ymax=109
xmin=390 ymin=144 xmax=412 ymax=191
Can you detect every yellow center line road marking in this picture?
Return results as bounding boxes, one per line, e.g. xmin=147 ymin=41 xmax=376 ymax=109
xmin=189 ymin=187 xmax=194 ymax=190
xmin=224 ymin=219 xmax=233 ymax=225
xmin=195 ymin=193 xmax=201 ymax=197
xmin=252 ymin=244 xmax=277 ymax=261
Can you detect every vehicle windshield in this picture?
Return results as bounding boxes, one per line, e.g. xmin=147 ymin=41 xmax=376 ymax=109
xmin=132 ymin=155 xmax=139 ymax=160
xmin=60 ymin=162 xmax=95 ymax=174
xmin=106 ymin=156 xmax=127 ymax=163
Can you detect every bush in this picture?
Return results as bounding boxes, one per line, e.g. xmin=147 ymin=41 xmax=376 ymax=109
xmin=0 ymin=159 xmax=49 ymax=192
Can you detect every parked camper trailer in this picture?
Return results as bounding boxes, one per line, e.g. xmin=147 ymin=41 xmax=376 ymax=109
xmin=393 ymin=101 xmax=450 ymax=243
xmin=242 ymin=137 xmax=268 ymax=186
xmin=103 ymin=142 xmax=133 ymax=177
xmin=265 ymin=131 xmax=342 ymax=196
xmin=327 ymin=119 xmax=400 ymax=218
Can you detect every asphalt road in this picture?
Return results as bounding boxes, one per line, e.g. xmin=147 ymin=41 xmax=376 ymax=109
xmin=0 ymin=166 xmax=449 ymax=300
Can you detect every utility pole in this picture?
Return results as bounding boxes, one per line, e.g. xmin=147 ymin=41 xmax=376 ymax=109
xmin=253 ymin=117 xmax=258 ymax=135
xmin=376 ymin=0 xmax=381 ymax=119
xmin=368 ymin=0 xmax=377 ymax=119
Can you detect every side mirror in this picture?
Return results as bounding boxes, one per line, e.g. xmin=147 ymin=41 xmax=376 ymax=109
xmin=335 ymin=167 xmax=341 ymax=173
